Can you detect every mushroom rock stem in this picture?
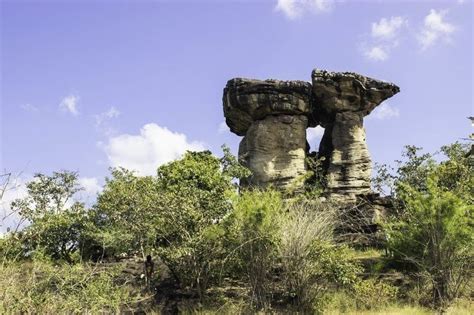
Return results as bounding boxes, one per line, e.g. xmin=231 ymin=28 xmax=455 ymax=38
xmin=239 ymin=115 xmax=308 ymax=189
xmin=312 ymin=69 xmax=400 ymax=201
xmin=223 ymin=78 xmax=313 ymax=190
xmin=323 ymin=112 xmax=371 ymax=199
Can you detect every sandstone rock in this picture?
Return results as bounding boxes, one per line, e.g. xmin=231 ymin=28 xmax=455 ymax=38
xmin=223 ymin=78 xmax=313 ymax=191
xmin=223 ymin=78 xmax=314 ymax=136
xmin=322 ymin=112 xmax=372 ymax=199
xmin=311 ymin=69 xmax=400 ymax=201
xmin=238 ymin=115 xmax=308 ymax=189
xmin=222 ymin=70 xmax=399 ymax=198
xmin=311 ymin=69 xmax=400 ymax=125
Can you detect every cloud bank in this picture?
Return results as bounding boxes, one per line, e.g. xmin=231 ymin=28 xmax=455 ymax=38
xmin=103 ymin=123 xmax=206 ymax=176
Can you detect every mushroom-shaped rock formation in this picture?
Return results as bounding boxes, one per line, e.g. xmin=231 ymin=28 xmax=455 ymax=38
xmin=223 ymin=78 xmax=313 ymax=190
xmin=311 ymin=69 xmax=400 ymax=201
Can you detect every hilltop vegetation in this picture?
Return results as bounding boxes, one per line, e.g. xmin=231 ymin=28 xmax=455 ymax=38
xmin=1 ymin=142 xmax=473 ymax=314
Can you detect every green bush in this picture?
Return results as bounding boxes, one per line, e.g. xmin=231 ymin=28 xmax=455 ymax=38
xmin=279 ymin=200 xmax=360 ymax=313
xmin=0 ymin=232 xmax=26 ymax=263
xmin=375 ymin=142 xmax=473 ymax=309
xmin=220 ymin=191 xmax=363 ymax=312
xmin=387 ymin=175 xmax=473 ymax=308
xmin=222 ymin=189 xmax=283 ymax=309
xmin=0 ymin=259 xmax=146 ymax=313
xmin=351 ymin=279 xmax=398 ymax=310
xmin=90 ymin=167 xmax=160 ymax=259
xmin=8 ymin=171 xmax=96 ymax=263
xmin=152 ymin=151 xmax=244 ymax=298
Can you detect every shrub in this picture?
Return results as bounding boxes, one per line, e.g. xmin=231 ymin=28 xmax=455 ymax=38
xmin=222 ymin=189 xmax=283 ymax=309
xmin=91 ymin=167 xmax=160 ymax=259
xmin=0 ymin=259 xmax=146 ymax=313
xmin=0 ymin=232 xmax=26 ymax=263
xmin=152 ymin=150 xmax=247 ymax=298
xmin=221 ymin=192 xmax=363 ymax=312
xmin=372 ymin=142 xmax=473 ymax=309
xmin=387 ymin=176 xmax=473 ymax=308
xmin=351 ymin=279 xmax=398 ymax=310
xmin=279 ymin=200 xmax=360 ymax=312
xmin=9 ymin=171 xmax=95 ymax=263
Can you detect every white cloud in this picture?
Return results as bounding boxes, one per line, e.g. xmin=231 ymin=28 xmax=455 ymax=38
xmin=362 ymin=16 xmax=407 ymax=61
xmin=59 ymin=94 xmax=79 ymax=116
xmin=371 ymin=16 xmax=407 ymax=40
xmin=95 ymin=106 xmax=121 ymax=136
xmin=364 ymin=45 xmax=389 ymax=61
xmin=78 ymin=177 xmax=102 ymax=196
xmin=103 ymin=123 xmax=206 ymax=176
xmin=418 ymin=9 xmax=455 ymax=50
xmin=368 ymin=102 xmax=400 ymax=120
xmin=307 ymin=126 xmax=325 ymax=143
xmin=20 ymin=103 xmax=39 ymax=112
xmin=276 ymin=0 xmax=335 ymax=19
xmin=95 ymin=106 xmax=120 ymax=126
xmin=218 ymin=121 xmax=229 ymax=134
xmin=76 ymin=177 xmax=102 ymax=205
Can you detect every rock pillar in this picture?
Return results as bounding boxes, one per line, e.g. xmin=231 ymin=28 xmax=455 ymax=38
xmin=223 ymin=78 xmax=315 ymax=190
xmin=311 ymin=69 xmax=400 ymax=201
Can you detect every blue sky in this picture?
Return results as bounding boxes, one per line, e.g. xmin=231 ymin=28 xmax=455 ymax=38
xmin=1 ymin=0 xmax=472 ymax=225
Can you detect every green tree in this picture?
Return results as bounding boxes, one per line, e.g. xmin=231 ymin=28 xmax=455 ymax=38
xmin=154 ymin=150 xmax=242 ymax=297
xmin=386 ymin=142 xmax=473 ymax=308
xmin=91 ymin=167 xmax=159 ymax=259
xmin=9 ymin=171 xmax=90 ymax=262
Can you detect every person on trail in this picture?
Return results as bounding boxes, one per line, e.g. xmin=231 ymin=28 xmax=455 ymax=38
xmin=144 ymin=255 xmax=154 ymax=288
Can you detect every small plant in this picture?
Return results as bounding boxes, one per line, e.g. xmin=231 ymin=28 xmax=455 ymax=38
xmin=351 ymin=279 xmax=398 ymax=310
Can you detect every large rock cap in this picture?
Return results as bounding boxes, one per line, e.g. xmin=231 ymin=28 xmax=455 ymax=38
xmin=311 ymin=69 xmax=400 ymax=119
xmin=223 ymin=78 xmax=312 ymax=136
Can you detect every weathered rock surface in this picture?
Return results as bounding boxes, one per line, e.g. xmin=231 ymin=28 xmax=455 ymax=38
xmin=223 ymin=78 xmax=314 ymax=136
xmin=238 ymin=115 xmax=308 ymax=189
xmin=322 ymin=112 xmax=372 ymax=198
xmin=223 ymin=78 xmax=312 ymax=190
xmin=311 ymin=69 xmax=400 ymax=124
xmin=311 ymin=69 xmax=400 ymax=201
xmin=222 ymin=70 xmax=399 ymax=200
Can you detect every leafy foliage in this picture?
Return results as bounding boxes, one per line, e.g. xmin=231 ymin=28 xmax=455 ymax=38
xmin=91 ymin=168 xmax=159 ymax=259
xmin=0 ymin=260 xmax=143 ymax=313
xmin=351 ymin=279 xmax=398 ymax=310
xmin=219 ymin=191 xmax=362 ymax=312
xmin=11 ymin=171 xmax=82 ymax=221
xmin=382 ymin=142 xmax=474 ymax=308
xmin=9 ymin=171 xmax=90 ymax=262
xmin=222 ymin=190 xmax=283 ymax=309
xmin=387 ymin=176 xmax=473 ymax=307
xmin=1 ymin=139 xmax=472 ymax=313
xmin=152 ymin=151 xmax=240 ymax=295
